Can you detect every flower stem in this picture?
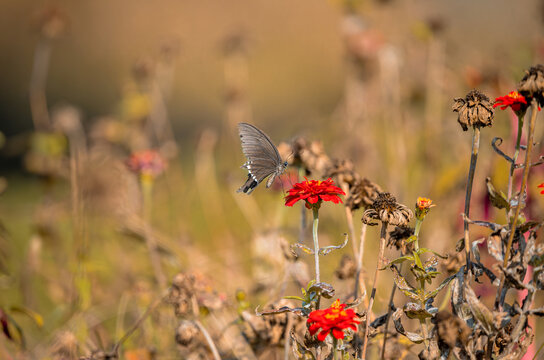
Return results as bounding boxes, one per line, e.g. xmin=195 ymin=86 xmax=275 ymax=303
xmin=141 ymin=177 xmax=166 ymax=288
xmin=496 ymin=100 xmax=538 ymax=309
xmin=507 ymin=114 xmax=525 ymax=200
xmin=362 ymin=222 xmax=388 ymax=359
xmin=463 ymin=127 xmax=480 ymax=276
xmin=333 ymin=338 xmax=339 ymax=360
xmin=312 ymin=207 xmax=321 ymax=284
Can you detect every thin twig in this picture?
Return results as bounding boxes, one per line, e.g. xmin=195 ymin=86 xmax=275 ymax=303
xmin=112 ymin=292 xmax=168 ymax=355
xmin=195 ymin=319 xmax=223 ymax=360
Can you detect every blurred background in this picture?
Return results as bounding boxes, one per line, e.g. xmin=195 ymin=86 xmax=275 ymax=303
xmin=1 ymin=0 xmax=544 ymax=358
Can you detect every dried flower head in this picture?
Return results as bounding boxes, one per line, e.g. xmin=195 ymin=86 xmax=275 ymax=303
xmin=284 ymin=178 xmax=345 ymax=210
xmin=362 ymin=192 xmax=413 ymax=226
xmin=415 ymin=197 xmax=435 ymax=220
xmin=518 ymin=64 xmax=544 ymax=105
xmin=388 ymin=225 xmax=415 ymax=254
xmin=494 ymin=91 xmax=528 ymax=115
xmin=346 ymin=178 xmax=383 ymax=211
xmin=288 ymin=137 xmax=332 ymax=177
xmin=175 ymin=320 xmax=200 ymax=347
xmin=324 ymin=159 xmax=360 ymax=187
xmin=452 ymin=89 xmax=494 ymax=131
xmin=307 ymin=299 xmax=360 ymax=341
xmin=126 ymin=150 xmax=166 ymax=180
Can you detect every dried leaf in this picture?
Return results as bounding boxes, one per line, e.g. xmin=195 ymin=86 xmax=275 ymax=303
xmin=486 ymin=177 xmax=509 ymax=210
xmin=308 ymin=282 xmax=335 ymax=299
xmin=256 ymin=306 xmax=306 ymax=316
xmin=487 ymin=233 xmax=503 ymax=262
xmin=392 ymin=308 xmax=427 ymax=344
xmin=390 ymin=265 xmax=420 ymax=301
xmin=291 ymin=243 xmax=314 ymax=255
xmin=403 ymin=302 xmax=433 ymax=320
xmin=465 ymin=284 xmax=496 ymax=335
xmin=291 ymin=331 xmax=316 ymax=360
xmin=319 ymin=233 xmax=348 ymax=255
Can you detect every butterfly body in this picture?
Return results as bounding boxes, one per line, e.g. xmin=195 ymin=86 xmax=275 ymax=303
xmin=237 ymin=123 xmax=287 ymax=194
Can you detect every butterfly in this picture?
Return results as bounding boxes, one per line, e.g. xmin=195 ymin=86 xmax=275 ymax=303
xmin=237 ymin=122 xmax=288 ymax=194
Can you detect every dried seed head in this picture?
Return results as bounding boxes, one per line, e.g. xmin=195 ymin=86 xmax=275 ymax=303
xmin=452 ymin=89 xmax=494 ymax=131
xmin=362 ymin=192 xmax=413 ymax=226
xmin=346 ymin=178 xmax=382 ymax=211
xmin=387 ymin=225 xmax=415 ymax=253
xmin=50 ymin=331 xmax=78 ymax=360
xmin=335 ymin=255 xmax=357 ymax=280
xmin=175 ymin=320 xmax=200 ymax=347
xmin=518 ymin=64 xmax=544 ymax=106
xmin=288 ymin=137 xmax=332 ymax=177
xmin=324 ymin=159 xmax=360 ymax=187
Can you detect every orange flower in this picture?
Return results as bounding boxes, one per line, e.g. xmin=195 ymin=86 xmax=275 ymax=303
xmin=307 ymin=299 xmax=360 ymax=341
xmin=415 ymin=197 xmax=435 ymax=220
xmin=494 ymin=91 xmax=528 ymax=113
xmin=126 ymin=150 xmax=167 ymax=179
xmin=284 ymin=178 xmax=345 ymax=209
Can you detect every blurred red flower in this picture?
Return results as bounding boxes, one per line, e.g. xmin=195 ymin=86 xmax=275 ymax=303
xmin=126 ymin=150 xmax=166 ymax=178
xmin=493 ymin=91 xmax=527 ymax=113
xmin=307 ymin=299 xmax=360 ymax=341
xmin=538 ymin=183 xmax=544 ymax=194
xmin=284 ymin=178 xmax=345 ymax=209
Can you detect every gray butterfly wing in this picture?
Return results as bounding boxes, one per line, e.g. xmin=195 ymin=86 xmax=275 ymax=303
xmin=237 ymin=123 xmax=284 ymax=194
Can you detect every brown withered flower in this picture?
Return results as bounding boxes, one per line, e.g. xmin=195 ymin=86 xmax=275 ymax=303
xmin=362 ymin=192 xmax=413 ymax=226
xmin=387 ymin=225 xmax=415 ymax=254
xmin=324 ymin=159 xmax=360 ymax=187
xmin=518 ymin=64 xmax=544 ymax=106
xmin=452 ymin=89 xmax=494 ymax=131
xmin=346 ymin=178 xmax=382 ymax=211
xmin=289 ymin=137 xmax=332 ymax=177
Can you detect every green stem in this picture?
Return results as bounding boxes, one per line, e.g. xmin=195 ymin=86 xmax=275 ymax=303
xmin=361 ymin=222 xmax=388 ymax=359
xmin=333 ymin=338 xmax=339 ymax=360
xmin=141 ymin=176 xmax=166 ymax=288
xmin=463 ymin=127 xmax=481 ymax=276
xmin=312 ymin=206 xmax=321 ymax=283
xmin=496 ymin=100 xmax=538 ymax=309
xmin=507 ymin=114 xmax=525 ymax=201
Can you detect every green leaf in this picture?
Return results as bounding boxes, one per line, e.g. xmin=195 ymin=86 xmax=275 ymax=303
xmin=9 ymin=306 xmax=43 ymax=328
xmin=283 ymin=296 xmax=305 ymax=302
xmin=424 ymin=274 xmax=455 ymax=300
xmin=379 ymin=255 xmax=414 ymax=270
xmin=413 ymin=251 xmax=424 ymax=269
xmin=417 ymin=248 xmax=448 ymax=259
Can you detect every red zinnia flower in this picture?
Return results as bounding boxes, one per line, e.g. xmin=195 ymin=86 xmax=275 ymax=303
xmin=307 ymin=299 xmax=360 ymax=341
xmin=493 ymin=91 xmax=527 ymax=113
xmin=284 ymin=178 xmax=345 ymax=209
xmin=126 ymin=150 xmax=167 ymax=178
xmin=538 ymin=183 xmax=544 ymax=195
